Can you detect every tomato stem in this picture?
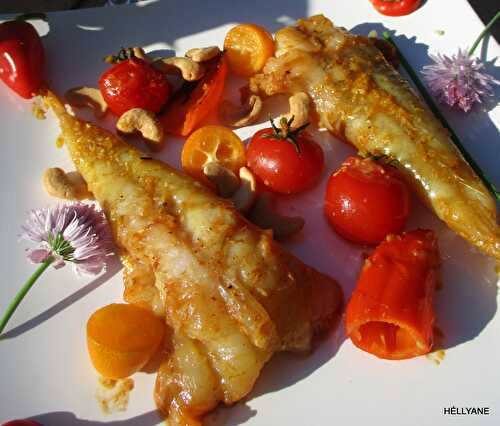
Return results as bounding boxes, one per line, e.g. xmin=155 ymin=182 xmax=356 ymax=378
xmin=104 ymin=47 xmax=140 ymax=64
xmin=382 ymin=31 xmax=500 ymax=202
xmin=265 ymin=115 xmax=310 ymax=154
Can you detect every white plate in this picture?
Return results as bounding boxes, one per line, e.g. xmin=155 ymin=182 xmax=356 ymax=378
xmin=1 ymin=1 xmax=499 ymax=425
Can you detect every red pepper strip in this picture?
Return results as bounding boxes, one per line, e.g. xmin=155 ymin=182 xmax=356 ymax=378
xmin=369 ymin=0 xmax=422 ymax=17
xmin=345 ymin=229 xmax=439 ymax=360
xmin=160 ymin=54 xmax=228 ymax=137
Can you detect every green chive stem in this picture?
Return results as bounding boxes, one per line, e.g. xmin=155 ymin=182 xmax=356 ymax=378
xmin=468 ymin=9 xmax=500 ymax=56
xmin=382 ymin=31 xmax=500 ymax=202
xmin=0 ymin=258 xmax=53 ymax=336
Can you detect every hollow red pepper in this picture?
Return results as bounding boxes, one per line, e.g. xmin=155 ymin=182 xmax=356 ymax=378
xmin=345 ymin=229 xmax=440 ymax=360
xmin=0 ymin=20 xmax=44 ymax=99
xmin=369 ymin=0 xmax=422 ymax=17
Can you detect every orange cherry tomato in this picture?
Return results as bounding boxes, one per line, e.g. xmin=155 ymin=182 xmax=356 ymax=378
xmin=224 ymin=23 xmax=275 ymax=77
xmin=324 ymin=156 xmax=410 ymax=245
xmin=181 ymin=125 xmax=246 ymax=183
xmin=161 ymin=55 xmax=228 ymax=137
xmin=345 ymin=229 xmax=439 ymax=360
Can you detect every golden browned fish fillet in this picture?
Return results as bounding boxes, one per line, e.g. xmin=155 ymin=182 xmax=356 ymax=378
xmin=250 ymin=15 xmax=500 ymax=260
xmin=44 ymin=92 xmax=342 ymax=425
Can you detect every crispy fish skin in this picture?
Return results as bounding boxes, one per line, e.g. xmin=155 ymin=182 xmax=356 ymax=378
xmin=250 ymin=15 xmax=500 ymax=260
xmin=45 ymin=92 xmax=342 ymax=425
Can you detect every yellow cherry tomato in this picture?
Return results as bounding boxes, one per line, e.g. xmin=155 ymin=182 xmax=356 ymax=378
xmin=224 ymin=23 xmax=275 ymax=77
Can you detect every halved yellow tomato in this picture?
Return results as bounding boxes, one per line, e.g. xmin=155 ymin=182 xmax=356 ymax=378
xmin=224 ymin=23 xmax=275 ymax=77
xmin=181 ymin=125 xmax=246 ymax=183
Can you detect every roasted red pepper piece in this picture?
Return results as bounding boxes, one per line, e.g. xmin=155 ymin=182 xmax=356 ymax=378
xmin=160 ymin=54 xmax=227 ymax=137
xmin=345 ymin=229 xmax=440 ymax=360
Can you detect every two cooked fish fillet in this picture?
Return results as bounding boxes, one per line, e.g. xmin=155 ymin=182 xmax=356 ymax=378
xmin=45 ymin=93 xmax=342 ymax=425
xmin=250 ymin=15 xmax=500 ymax=260
xmin=44 ymin=13 xmax=499 ymax=424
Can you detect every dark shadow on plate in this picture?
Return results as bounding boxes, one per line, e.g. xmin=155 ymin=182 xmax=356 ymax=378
xmin=248 ymin=317 xmax=345 ymax=399
xmin=145 ymin=48 xmax=176 ymax=59
xmin=204 ymin=319 xmax=345 ymax=425
xmin=406 ymin=196 xmax=498 ymax=352
xmin=29 ymin=410 xmax=162 ymax=426
xmin=205 ymin=402 xmax=257 ymax=426
xmin=0 ymin=256 xmax=122 ymax=339
xmin=479 ymin=33 xmax=500 ymax=112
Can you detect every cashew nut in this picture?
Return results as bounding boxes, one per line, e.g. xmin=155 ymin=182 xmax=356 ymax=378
xmin=201 ymin=162 xmax=301 ymax=238
xmin=231 ymin=167 xmax=257 ymax=212
xmin=153 ymin=57 xmax=205 ymax=81
xmin=43 ymin=167 xmax=92 ymax=200
xmin=116 ymin=108 xmax=164 ymax=146
xmin=185 ymin=46 xmax=221 ymax=62
xmin=284 ymin=92 xmax=310 ymax=129
xmin=130 ymin=46 xmax=152 ymax=62
xmin=203 ymin=162 xmax=240 ymax=198
xmin=248 ymin=193 xmax=305 ymax=240
xmin=221 ymin=95 xmax=263 ymax=128
xmin=203 ymin=164 xmax=258 ymax=212
xmin=65 ymin=87 xmax=108 ymax=118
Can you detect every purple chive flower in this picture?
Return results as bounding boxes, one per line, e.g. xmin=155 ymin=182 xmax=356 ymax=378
xmin=1 ymin=203 xmax=114 ymax=335
xmin=422 ymin=49 xmax=499 ymax=112
xmin=20 ymin=202 xmax=113 ymax=276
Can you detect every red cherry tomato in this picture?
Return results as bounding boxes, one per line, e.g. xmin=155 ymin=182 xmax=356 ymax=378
xmin=0 ymin=20 xmax=44 ymax=99
xmin=324 ymin=156 xmax=410 ymax=244
xmin=369 ymin=0 xmax=421 ymax=17
xmin=247 ymin=120 xmax=324 ymax=194
xmin=2 ymin=420 xmax=43 ymax=426
xmin=99 ymin=58 xmax=171 ymax=116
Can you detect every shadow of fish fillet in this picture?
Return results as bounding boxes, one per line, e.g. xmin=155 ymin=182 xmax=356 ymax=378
xmin=44 ymin=92 xmax=342 ymax=425
xmin=250 ymin=15 xmax=500 ymax=260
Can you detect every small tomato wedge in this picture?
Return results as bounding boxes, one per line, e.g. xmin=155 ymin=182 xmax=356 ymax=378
xmin=0 ymin=20 xmax=44 ymax=99
xmin=346 ymin=229 xmax=439 ymax=360
xmin=181 ymin=125 xmax=246 ymax=183
xmin=224 ymin=23 xmax=275 ymax=77
xmin=247 ymin=118 xmax=324 ymax=194
xmin=324 ymin=156 xmax=410 ymax=245
xmin=2 ymin=421 xmax=43 ymax=426
xmin=369 ymin=0 xmax=421 ymax=17
xmin=99 ymin=57 xmax=171 ymax=116
xmin=161 ymin=55 xmax=228 ymax=137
